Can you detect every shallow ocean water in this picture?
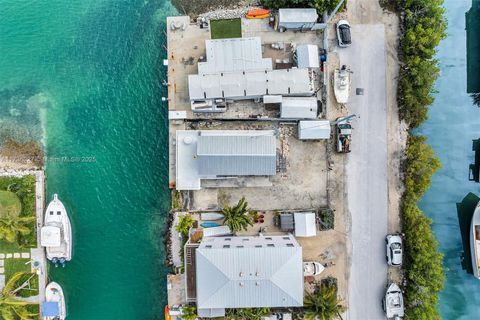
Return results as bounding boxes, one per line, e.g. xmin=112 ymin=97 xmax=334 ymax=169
xmin=1 ymin=0 xmax=177 ymax=319
xmin=417 ymin=0 xmax=480 ymax=318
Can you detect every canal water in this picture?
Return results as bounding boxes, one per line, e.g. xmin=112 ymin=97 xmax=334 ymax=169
xmin=417 ymin=0 xmax=480 ymax=318
xmin=0 ymin=0 xmax=177 ymax=319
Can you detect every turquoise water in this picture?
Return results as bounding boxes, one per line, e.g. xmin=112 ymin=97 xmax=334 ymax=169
xmin=418 ymin=0 xmax=480 ymax=318
xmin=0 ymin=1 xmax=177 ymax=319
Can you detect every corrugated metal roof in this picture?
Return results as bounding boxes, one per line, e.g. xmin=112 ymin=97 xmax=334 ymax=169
xmin=280 ymin=97 xmax=318 ymax=119
xmin=189 ymin=68 xmax=314 ymax=100
xmin=198 ymin=37 xmax=273 ymax=75
xmin=196 ymin=235 xmax=303 ymax=309
xmin=296 ymin=44 xmax=320 ymax=68
xmin=298 ymin=120 xmax=331 ymax=140
xmin=197 ymin=134 xmax=276 ymax=176
xmin=198 ymin=135 xmax=276 ymax=156
xmin=278 ymin=8 xmax=318 ymax=23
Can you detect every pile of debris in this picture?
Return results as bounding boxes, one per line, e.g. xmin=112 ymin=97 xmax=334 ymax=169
xmin=198 ymin=6 xmax=263 ymax=21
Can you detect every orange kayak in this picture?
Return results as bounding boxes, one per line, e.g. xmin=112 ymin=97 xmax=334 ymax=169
xmin=164 ymin=305 xmax=171 ymax=320
xmin=246 ymin=9 xmax=270 ymax=17
xmin=246 ymin=13 xmax=270 ymax=19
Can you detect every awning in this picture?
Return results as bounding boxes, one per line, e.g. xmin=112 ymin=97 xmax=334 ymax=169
xmin=41 ymin=302 xmax=59 ymax=317
xmin=280 ymin=213 xmax=294 ymax=231
xmin=294 ymin=212 xmax=316 ymax=237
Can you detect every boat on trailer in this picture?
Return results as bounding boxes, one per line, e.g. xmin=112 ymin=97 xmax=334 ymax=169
xmin=470 ymin=200 xmax=480 ymax=279
xmin=42 ymin=282 xmax=66 ymax=320
xmin=41 ymin=194 xmax=72 ymax=267
xmin=383 ymin=283 xmax=404 ymax=319
xmin=333 ymin=65 xmax=351 ymax=104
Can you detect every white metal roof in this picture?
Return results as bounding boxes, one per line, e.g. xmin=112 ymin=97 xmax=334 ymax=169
xmin=41 ymin=226 xmax=62 ymax=247
xmin=198 ymin=37 xmax=272 ymax=75
xmin=296 ymin=44 xmax=320 ymax=68
xmin=197 ymin=131 xmax=276 ymax=176
xmin=298 ymin=120 xmax=331 ymax=140
xmin=196 ymin=235 xmax=303 ymax=309
xmin=278 ymin=8 xmax=318 ymax=23
xmin=294 ymin=212 xmax=316 ymax=237
xmin=188 ymin=68 xmax=314 ymax=100
xmin=280 ymin=97 xmax=318 ymax=119
xmin=176 ymin=130 xmax=277 ymax=190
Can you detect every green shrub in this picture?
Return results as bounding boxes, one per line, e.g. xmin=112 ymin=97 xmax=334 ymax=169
xmin=397 ymin=0 xmax=447 ymax=128
xmin=175 ymin=214 xmax=195 ymax=238
xmin=402 ymin=136 xmax=444 ymax=319
xmin=318 ymin=208 xmax=334 ymax=230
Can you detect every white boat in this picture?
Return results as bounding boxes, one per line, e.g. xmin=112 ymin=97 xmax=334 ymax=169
xmin=42 ymin=282 xmax=66 ymax=320
xmin=470 ymin=201 xmax=480 ymax=279
xmin=383 ymin=283 xmax=404 ymax=319
xmin=303 ymin=261 xmax=325 ymax=276
xmin=333 ymin=65 xmax=351 ymax=104
xmin=41 ymin=194 xmax=72 ymax=266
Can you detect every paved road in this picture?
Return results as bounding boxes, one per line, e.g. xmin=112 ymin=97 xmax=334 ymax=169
xmin=338 ymin=24 xmax=389 ymax=320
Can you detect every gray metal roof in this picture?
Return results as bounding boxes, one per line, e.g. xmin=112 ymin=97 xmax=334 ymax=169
xmin=278 ymin=8 xmax=318 ymax=23
xmin=280 ymin=97 xmax=318 ymax=119
xmin=197 ymin=134 xmax=277 ymax=176
xmin=188 ymin=68 xmax=314 ymax=100
xmin=198 ymin=37 xmax=273 ymax=75
xmin=195 ymin=235 xmax=304 ymax=309
xmin=296 ymin=44 xmax=320 ymax=69
xmin=298 ymin=120 xmax=331 ymax=140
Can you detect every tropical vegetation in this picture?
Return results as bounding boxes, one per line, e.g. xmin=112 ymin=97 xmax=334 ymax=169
xmin=303 ymin=279 xmax=346 ymax=320
xmin=260 ymin=0 xmax=343 ymax=14
xmin=0 ymin=272 xmax=39 ymax=320
xmin=0 ymin=176 xmax=37 ymax=250
xmin=226 ymin=307 xmax=271 ymax=320
xmin=396 ymin=0 xmax=447 ymax=128
xmin=181 ymin=305 xmax=197 ymax=320
xmin=175 ymin=214 xmax=195 ymax=238
xmin=0 ymin=216 xmax=36 ymax=245
xmin=221 ymin=197 xmax=254 ymax=233
xmin=402 ymin=136 xmax=444 ymax=319
xmin=391 ymin=0 xmax=447 ymax=317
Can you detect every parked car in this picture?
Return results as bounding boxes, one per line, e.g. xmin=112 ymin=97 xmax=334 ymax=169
xmin=303 ymin=261 xmax=325 ymax=276
xmin=386 ymin=234 xmax=403 ymax=267
xmin=336 ymin=20 xmax=352 ymax=47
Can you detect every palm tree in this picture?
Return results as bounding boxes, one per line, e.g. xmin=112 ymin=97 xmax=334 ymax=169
xmin=0 ymin=216 xmax=35 ymax=244
xmin=175 ymin=214 xmax=195 ymax=238
xmin=221 ymin=197 xmax=253 ymax=233
xmin=0 ymin=272 xmax=39 ymax=320
xmin=304 ymin=284 xmax=346 ymax=320
xmin=181 ymin=305 xmax=197 ymax=320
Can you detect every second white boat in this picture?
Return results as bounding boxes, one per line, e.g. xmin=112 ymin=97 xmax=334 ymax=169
xmin=42 ymin=281 xmax=67 ymax=320
xmin=41 ymin=194 xmax=72 ymax=266
xmin=470 ymin=200 xmax=480 ymax=279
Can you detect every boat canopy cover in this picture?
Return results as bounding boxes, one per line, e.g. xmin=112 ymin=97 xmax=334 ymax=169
xmin=41 ymin=301 xmax=59 ymax=316
xmin=40 ymin=226 xmax=62 ymax=247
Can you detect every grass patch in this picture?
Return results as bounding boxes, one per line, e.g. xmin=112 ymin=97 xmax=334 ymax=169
xmin=4 ymin=259 xmax=31 ymax=281
xmin=0 ymin=175 xmax=37 ymax=251
xmin=210 ymin=18 xmax=242 ymax=39
xmin=0 ymin=190 xmax=22 ymax=217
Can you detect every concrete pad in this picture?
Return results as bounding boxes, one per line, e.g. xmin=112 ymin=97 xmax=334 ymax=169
xmin=0 ymin=267 xmax=4 ymax=273
xmin=21 ymin=253 xmax=30 ymax=258
xmin=6 ymin=254 xmax=12 ymax=258
xmin=13 ymin=253 xmax=20 ymax=258
xmin=0 ymin=275 xmax=4 ymax=290
xmin=0 ymin=260 xmax=3 ymax=267
xmin=0 ymin=254 xmax=4 ymax=259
